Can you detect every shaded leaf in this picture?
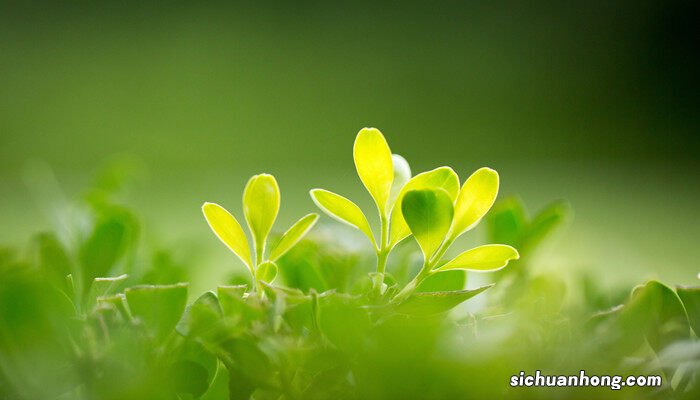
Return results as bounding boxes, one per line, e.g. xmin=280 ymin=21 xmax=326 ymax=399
xmin=125 ymin=283 xmax=188 ymax=341
xmin=486 ymin=196 xmax=527 ymax=247
xmin=523 ymin=200 xmax=570 ymax=252
xmin=620 ymin=280 xmax=690 ymax=353
xmin=676 ymin=286 xmax=700 ymax=337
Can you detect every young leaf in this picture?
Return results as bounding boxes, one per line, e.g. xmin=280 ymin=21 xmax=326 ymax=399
xmin=202 ymin=202 xmax=252 ymax=269
xmin=389 ymin=167 xmax=460 ymax=247
xmin=310 ymin=189 xmax=376 ymax=247
xmin=125 ymin=283 xmax=188 ymax=341
xmin=449 ymin=167 xmax=499 ymax=240
xmin=402 ymin=189 xmax=454 ymax=261
xmin=268 ymin=213 xmax=319 ymax=261
xmin=353 ymin=127 xmax=394 ymax=213
xmin=255 ymin=261 xmax=278 ymax=283
xmin=243 ymin=174 xmax=280 ymax=260
xmin=396 ymin=285 xmax=493 ymax=316
xmin=389 ymin=154 xmax=411 ymax=204
xmin=437 ymin=244 xmax=519 ymax=272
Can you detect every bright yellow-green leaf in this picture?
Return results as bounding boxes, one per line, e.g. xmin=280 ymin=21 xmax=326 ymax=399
xmin=353 ymin=128 xmax=394 ymax=213
xmin=255 ymin=261 xmax=278 ymax=283
xmin=449 ymin=167 xmax=499 ymax=240
xmin=243 ymin=174 xmax=280 ymax=260
xmin=389 ymin=154 xmax=411 ymax=204
xmin=202 ymin=202 xmax=252 ymax=269
xmin=389 ymin=167 xmax=460 ymax=247
xmin=310 ymin=189 xmax=376 ymax=247
xmin=269 ymin=213 xmax=319 ymax=261
xmin=402 ymin=189 xmax=454 ymax=261
xmin=437 ymin=244 xmax=519 ymax=272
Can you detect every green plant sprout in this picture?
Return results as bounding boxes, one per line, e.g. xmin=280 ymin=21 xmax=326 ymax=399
xmin=311 ymin=128 xmax=519 ymax=302
xmin=202 ymin=174 xmax=318 ymax=293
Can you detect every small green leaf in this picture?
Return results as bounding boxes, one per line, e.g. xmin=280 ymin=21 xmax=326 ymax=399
xmin=438 ymin=244 xmax=519 ymax=272
xmin=125 ymin=283 xmax=188 ymax=341
xmin=396 ymin=285 xmax=493 ymax=316
xmin=676 ymin=286 xmax=700 ymax=337
xmin=449 ymin=167 xmax=499 ymax=240
xmin=202 ymin=202 xmax=252 ymax=269
xmin=416 ymin=270 xmax=466 ymax=293
xmin=389 ymin=154 xmax=411 ymax=204
xmin=402 ymin=189 xmax=454 ymax=261
xmin=310 ymin=189 xmax=376 ymax=247
xmin=268 ymin=213 xmax=319 ymax=261
xmin=353 ymin=127 xmax=394 ymax=212
xmin=243 ymin=174 xmax=280 ymax=261
xmin=486 ymin=196 xmax=528 ymax=247
xmin=255 ymin=261 xmax=278 ymax=283
xmin=389 ymin=167 xmax=460 ymax=247
xmin=523 ymin=200 xmax=570 ymax=252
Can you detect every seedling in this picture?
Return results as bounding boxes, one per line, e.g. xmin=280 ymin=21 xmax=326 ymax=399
xmin=311 ymin=128 xmax=519 ymax=302
xmin=202 ymin=174 xmax=319 ymax=293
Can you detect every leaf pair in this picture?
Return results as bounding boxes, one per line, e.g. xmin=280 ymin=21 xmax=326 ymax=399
xmin=311 ymin=128 xmax=398 ymax=250
xmin=400 ymin=167 xmax=519 ymax=272
xmin=202 ymin=174 xmax=318 ymax=284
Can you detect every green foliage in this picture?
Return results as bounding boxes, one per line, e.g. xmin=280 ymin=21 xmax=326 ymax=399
xmin=4 ymin=127 xmax=700 ymax=400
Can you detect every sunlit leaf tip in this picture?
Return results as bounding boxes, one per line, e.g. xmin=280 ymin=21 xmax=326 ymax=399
xmin=353 ymin=127 xmax=394 ymax=212
xmin=201 ymin=202 xmax=252 ymax=269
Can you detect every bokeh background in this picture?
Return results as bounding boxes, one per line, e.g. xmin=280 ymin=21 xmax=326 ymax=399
xmin=1 ymin=0 xmax=699 ymax=292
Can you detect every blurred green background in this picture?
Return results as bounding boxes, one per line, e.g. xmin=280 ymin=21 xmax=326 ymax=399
xmin=1 ymin=0 xmax=698 ymax=290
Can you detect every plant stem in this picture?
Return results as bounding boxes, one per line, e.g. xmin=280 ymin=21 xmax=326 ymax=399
xmin=392 ymin=236 xmax=455 ymax=303
xmin=393 ymin=266 xmax=432 ymax=304
xmin=376 ymin=211 xmax=390 ymax=274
